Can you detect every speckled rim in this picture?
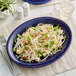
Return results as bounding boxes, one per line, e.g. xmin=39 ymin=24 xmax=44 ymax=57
xmin=6 ymin=17 xmax=72 ymax=68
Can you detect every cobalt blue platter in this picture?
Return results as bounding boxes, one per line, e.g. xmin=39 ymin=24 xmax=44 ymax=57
xmin=23 ymin=0 xmax=50 ymax=5
xmin=6 ymin=17 xmax=72 ymax=68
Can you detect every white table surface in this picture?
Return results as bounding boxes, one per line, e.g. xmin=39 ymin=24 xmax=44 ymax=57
xmin=0 ymin=0 xmax=76 ymax=76
xmin=56 ymin=1 xmax=76 ymax=76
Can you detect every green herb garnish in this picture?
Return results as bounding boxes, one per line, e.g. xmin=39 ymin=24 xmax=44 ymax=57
xmin=24 ymin=46 xmax=29 ymax=51
xmin=54 ymin=26 xmax=59 ymax=31
xmin=42 ymin=52 xmax=47 ymax=57
xmin=27 ymin=36 xmax=31 ymax=40
xmin=37 ymin=44 xmax=41 ymax=48
xmin=14 ymin=38 xmax=16 ymax=43
xmin=57 ymin=32 xmax=59 ymax=34
xmin=49 ymin=41 xmax=54 ymax=48
xmin=64 ymin=36 xmax=66 ymax=39
xmin=13 ymin=48 xmax=17 ymax=52
xmin=38 ymin=36 xmax=42 ymax=43
xmin=15 ymin=54 xmax=18 ymax=57
xmin=51 ymin=49 xmax=56 ymax=53
xmin=30 ymin=34 xmax=33 ymax=37
xmin=17 ymin=34 xmax=22 ymax=39
xmin=49 ymin=26 xmax=53 ymax=29
xmin=37 ymin=50 xmax=42 ymax=57
xmin=59 ymin=46 xmax=63 ymax=49
xmin=54 ymin=26 xmax=61 ymax=31
xmin=44 ymin=44 xmax=48 ymax=48
xmin=26 ymin=59 xmax=31 ymax=63
xmin=32 ymin=27 xmax=36 ymax=30
xmin=45 ymin=32 xmax=49 ymax=38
